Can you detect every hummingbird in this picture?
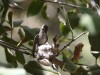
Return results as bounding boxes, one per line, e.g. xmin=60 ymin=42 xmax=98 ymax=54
xmin=32 ymin=24 xmax=48 ymax=57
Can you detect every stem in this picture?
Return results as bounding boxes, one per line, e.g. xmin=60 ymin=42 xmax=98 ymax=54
xmin=44 ymin=0 xmax=81 ymax=8
xmin=21 ymin=44 xmax=32 ymax=51
xmin=58 ymin=6 xmax=74 ymax=39
xmin=0 ymin=40 xmax=32 ymax=56
xmin=17 ymin=40 xmax=32 ymax=51
xmin=66 ymin=13 xmax=74 ymax=39
xmin=60 ymin=31 xmax=86 ymax=52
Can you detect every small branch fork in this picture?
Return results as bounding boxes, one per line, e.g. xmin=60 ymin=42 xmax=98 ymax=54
xmin=60 ymin=31 xmax=86 ymax=52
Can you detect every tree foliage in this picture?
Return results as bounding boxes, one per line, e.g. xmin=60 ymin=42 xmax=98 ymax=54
xmin=0 ymin=0 xmax=100 ymax=75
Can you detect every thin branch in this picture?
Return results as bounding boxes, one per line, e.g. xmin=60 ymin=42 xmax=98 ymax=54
xmin=60 ymin=31 xmax=86 ymax=52
xmin=20 ymin=44 xmax=32 ymax=51
xmin=66 ymin=12 xmax=74 ymax=39
xmin=0 ymin=40 xmax=32 ymax=56
xmin=74 ymin=62 xmax=88 ymax=66
xmin=44 ymin=0 xmax=81 ymax=8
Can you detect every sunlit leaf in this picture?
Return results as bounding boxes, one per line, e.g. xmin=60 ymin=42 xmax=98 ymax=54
xmin=28 ymin=40 xmax=33 ymax=46
xmin=5 ymin=48 xmax=18 ymax=68
xmin=79 ymin=8 xmax=100 ymax=52
xmin=62 ymin=49 xmax=72 ymax=59
xmin=41 ymin=5 xmax=48 ymax=19
xmin=79 ymin=14 xmax=96 ymax=35
xmin=16 ymin=51 xmax=25 ymax=64
xmin=27 ymin=0 xmax=44 ymax=16
xmin=24 ymin=61 xmax=58 ymax=75
xmin=58 ymin=36 xmax=72 ymax=43
xmin=60 ymin=22 xmax=70 ymax=35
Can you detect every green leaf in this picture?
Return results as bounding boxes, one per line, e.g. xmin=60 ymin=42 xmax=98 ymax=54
xmin=62 ymin=49 xmax=72 ymax=59
xmin=8 ymin=11 xmax=13 ymax=27
xmin=62 ymin=52 xmax=77 ymax=73
xmin=79 ymin=13 xmax=96 ymax=35
xmin=28 ymin=40 xmax=33 ymax=46
xmin=79 ymin=8 xmax=100 ymax=51
xmin=67 ymin=10 xmax=79 ymax=29
xmin=0 ymin=1 xmax=3 ymax=12
xmin=41 ymin=5 xmax=48 ymax=19
xmin=0 ymin=24 xmax=6 ymax=35
xmin=27 ymin=0 xmax=44 ymax=16
xmin=24 ymin=61 xmax=58 ymax=75
xmin=5 ymin=48 xmax=18 ymax=68
xmin=16 ymin=51 xmax=25 ymax=64
xmin=21 ymin=26 xmax=39 ymax=40
xmin=58 ymin=36 xmax=72 ymax=43
xmin=1 ymin=0 xmax=9 ymax=23
xmin=60 ymin=22 xmax=70 ymax=35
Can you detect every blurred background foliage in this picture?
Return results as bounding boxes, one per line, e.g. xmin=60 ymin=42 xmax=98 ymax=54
xmin=0 ymin=0 xmax=100 ymax=75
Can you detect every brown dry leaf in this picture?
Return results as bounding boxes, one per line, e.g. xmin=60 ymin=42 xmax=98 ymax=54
xmin=71 ymin=43 xmax=84 ymax=63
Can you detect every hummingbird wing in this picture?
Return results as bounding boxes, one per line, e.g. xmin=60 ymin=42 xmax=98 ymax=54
xmin=32 ymin=34 xmax=39 ymax=57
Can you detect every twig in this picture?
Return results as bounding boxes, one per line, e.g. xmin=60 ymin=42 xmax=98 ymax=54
xmin=0 ymin=40 xmax=32 ymax=56
xmin=20 ymin=44 xmax=32 ymax=51
xmin=60 ymin=31 xmax=86 ymax=52
xmin=66 ymin=12 xmax=74 ymax=39
xmin=44 ymin=0 xmax=81 ymax=8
